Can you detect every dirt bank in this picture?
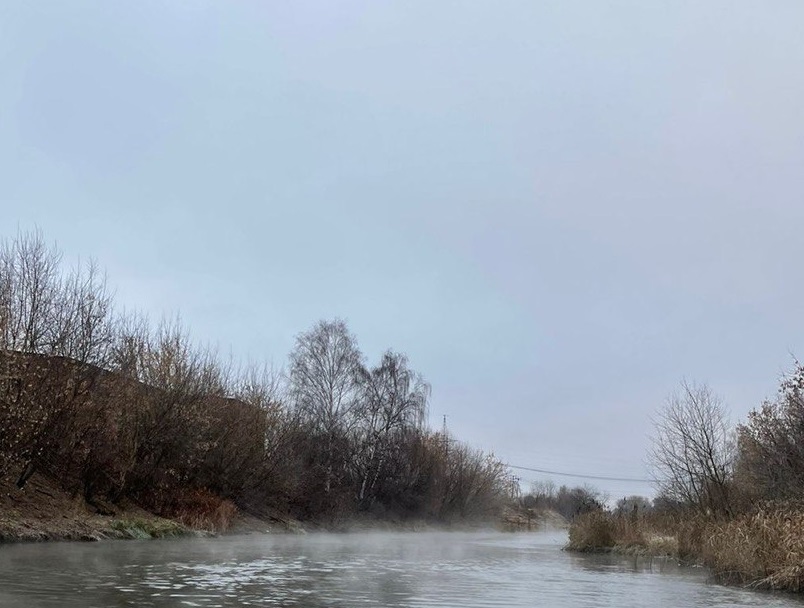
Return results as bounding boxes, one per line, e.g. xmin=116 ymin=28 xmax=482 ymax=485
xmin=0 ymin=472 xmax=192 ymax=542
xmin=0 ymin=471 xmax=311 ymax=543
xmin=1 ymin=471 xmax=556 ymax=544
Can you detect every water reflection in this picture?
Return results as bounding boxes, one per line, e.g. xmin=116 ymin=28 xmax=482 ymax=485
xmin=0 ymin=530 xmax=802 ymax=608
xmin=568 ymin=551 xmax=688 ymax=575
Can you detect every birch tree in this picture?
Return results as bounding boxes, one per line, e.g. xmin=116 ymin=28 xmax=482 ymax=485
xmin=353 ymin=351 xmax=429 ymax=508
xmin=289 ymin=319 xmax=362 ymax=494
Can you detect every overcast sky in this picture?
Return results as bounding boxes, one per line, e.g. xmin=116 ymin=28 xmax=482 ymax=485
xmin=3 ymin=2 xmax=804 ymax=499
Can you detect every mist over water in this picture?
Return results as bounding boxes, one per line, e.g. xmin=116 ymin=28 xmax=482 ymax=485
xmin=1 ymin=531 xmax=802 ymax=607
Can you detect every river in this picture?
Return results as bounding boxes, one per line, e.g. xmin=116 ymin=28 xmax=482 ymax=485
xmin=0 ymin=530 xmax=802 ymax=607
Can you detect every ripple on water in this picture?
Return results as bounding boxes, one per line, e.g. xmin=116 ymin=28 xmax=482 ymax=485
xmin=0 ymin=532 xmax=803 ymax=607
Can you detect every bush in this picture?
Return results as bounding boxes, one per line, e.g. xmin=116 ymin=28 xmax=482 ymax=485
xmin=566 ymin=511 xmax=677 ymax=555
xmin=161 ymin=488 xmax=238 ymax=533
xmin=566 ymin=511 xmax=617 ymax=551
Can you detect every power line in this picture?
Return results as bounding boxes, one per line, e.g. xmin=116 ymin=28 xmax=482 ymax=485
xmin=507 ymin=464 xmax=653 ymax=483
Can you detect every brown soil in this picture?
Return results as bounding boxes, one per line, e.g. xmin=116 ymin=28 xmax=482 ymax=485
xmin=0 ymin=472 xmax=186 ymax=542
xmin=0 ymin=471 xmax=307 ymax=543
xmin=0 ymin=472 xmax=522 ymax=544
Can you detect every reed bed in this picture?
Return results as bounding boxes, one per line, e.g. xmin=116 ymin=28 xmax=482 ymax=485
xmin=566 ymin=511 xmax=646 ymax=553
xmin=567 ymin=506 xmax=804 ymax=593
xmin=702 ymin=507 xmax=804 ymax=592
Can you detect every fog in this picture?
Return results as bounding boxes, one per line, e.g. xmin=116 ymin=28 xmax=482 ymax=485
xmin=3 ymin=530 xmax=802 ymax=607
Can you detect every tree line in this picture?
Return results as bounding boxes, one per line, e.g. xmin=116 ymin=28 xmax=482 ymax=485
xmin=522 ymin=368 xmax=804 ymax=525
xmin=566 ymin=375 xmax=804 ymax=592
xmin=0 ymin=230 xmax=510 ymax=525
xmin=650 ymin=373 xmax=804 ymax=516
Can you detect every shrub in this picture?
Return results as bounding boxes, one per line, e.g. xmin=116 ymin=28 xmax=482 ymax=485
xmin=161 ymin=488 xmax=238 ymax=533
xmin=566 ymin=511 xmax=617 ymax=551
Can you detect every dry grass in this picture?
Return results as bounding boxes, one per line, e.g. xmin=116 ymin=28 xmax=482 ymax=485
xmin=644 ymin=532 xmax=678 ymax=556
xmin=701 ymin=507 xmax=804 ymax=592
xmin=109 ymin=517 xmax=187 ymax=540
xmin=163 ymin=488 xmax=238 ymax=533
xmin=0 ymin=472 xmax=194 ymax=542
xmin=566 ymin=512 xmax=647 ymax=552
xmin=567 ymin=506 xmax=804 ymax=593
xmin=566 ymin=512 xmax=614 ymax=551
xmin=568 ymin=511 xmax=696 ymax=557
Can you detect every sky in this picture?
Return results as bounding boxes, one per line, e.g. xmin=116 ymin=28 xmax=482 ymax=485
xmin=2 ymin=1 xmax=804 ymax=500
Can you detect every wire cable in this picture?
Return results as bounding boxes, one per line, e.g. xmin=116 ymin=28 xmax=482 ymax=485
xmin=507 ymin=464 xmax=653 ymax=483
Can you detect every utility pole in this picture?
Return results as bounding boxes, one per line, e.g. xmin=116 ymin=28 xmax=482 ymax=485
xmin=510 ymin=475 xmax=521 ymax=499
xmin=442 ymin=414 xmax=449 ymax=457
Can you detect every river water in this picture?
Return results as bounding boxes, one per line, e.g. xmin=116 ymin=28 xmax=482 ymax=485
xmin=0 ymin=530 xmax=802 ymax=607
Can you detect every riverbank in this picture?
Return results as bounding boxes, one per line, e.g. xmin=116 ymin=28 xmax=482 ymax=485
xmin=0 ymin=472 xmax=304 ymax=543
xmin=0 ymin=473 xmax=182 ymax=542
xmin=565 ymin=511 xmax=677 ymax=557
xmin=1 ymin=471 xmax=545 ymax=544
xmin=565 ymin=508 xmax=804 ymax=593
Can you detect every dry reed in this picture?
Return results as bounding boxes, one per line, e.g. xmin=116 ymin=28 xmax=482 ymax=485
xmin=567 ymin=505 xmax=804 ymax=593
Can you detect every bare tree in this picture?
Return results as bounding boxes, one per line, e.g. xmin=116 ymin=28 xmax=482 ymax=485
xmin=435 ymin=442 xmax=510 ymax=520
xmin=353 ymin=351 xmax=430 ymax=507
xmin=109 ymin=311 xmax=150 ymax=380
xmin=0 ymin=232 xmax=116 ymax=489
xmin=289 ymin=319 xmax=362 ymax=495
xmin=222 ymin=361 xmax=299 ymax=509
xmin=736 ymin=360 xmax=804 ymax=502
xmin=235 ymin=361 xmax=286 ymax=411
xmin=615 ymin=495 xmax=652 ymax=517
xmin=649 ymin=381 xmax=734 ymax=514
xmin=0 ymin=229 xmax=61 ymax=353
xmin=107 ymin=317 xmax=225 ymax=505
xmin=51 ymin=259 xmax=114 ymax=366
xmin=289 ymin=319 xmax=363 ymax=431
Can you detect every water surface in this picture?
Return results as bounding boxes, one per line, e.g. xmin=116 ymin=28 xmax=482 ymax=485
xmin=0 ymin=530 xmax=801 ymax=607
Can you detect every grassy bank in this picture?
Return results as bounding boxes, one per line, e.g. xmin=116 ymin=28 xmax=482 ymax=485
xmin=0 ymin=472 xmax=297 ymax=544
xmin=566 ymin=507 xmax=804 ymax=593
xmin=0 ymin=469 xmax=520 ymax=544
xmin=566 ymin=511 xmax=677 ymax=556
